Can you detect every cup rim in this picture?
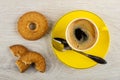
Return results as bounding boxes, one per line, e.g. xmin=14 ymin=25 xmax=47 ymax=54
xmin=65 ymin=18 xmax=99 ymax=51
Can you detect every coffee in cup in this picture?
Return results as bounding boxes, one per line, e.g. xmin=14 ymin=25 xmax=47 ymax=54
xmin=66 ymin=18 xmax=99 ymax=51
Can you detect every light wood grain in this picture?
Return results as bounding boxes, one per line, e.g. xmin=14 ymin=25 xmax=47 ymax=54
xmin=0 ymin=0 xmax=120 ymax=80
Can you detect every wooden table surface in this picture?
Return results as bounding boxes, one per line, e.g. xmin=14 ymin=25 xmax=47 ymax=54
xmin=0 ymin=0 xmax=120 ymax=80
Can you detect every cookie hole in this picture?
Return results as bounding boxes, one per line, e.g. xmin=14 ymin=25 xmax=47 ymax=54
xmin=29 ymin=23 xmax=36 ymax=30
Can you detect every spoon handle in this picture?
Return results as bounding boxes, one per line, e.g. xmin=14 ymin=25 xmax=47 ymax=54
xmin=87 ymin=54 xmax=107 ymax=64
xmin=78 ymin=51 xmax=107 ymax=64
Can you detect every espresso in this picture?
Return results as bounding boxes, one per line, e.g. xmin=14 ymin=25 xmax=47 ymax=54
xmin=66 ymin=19 xmax=98 ymax=50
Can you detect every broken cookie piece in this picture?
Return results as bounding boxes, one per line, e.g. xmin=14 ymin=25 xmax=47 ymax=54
xmin=16 ymin=60 xmax=30 ymax=72
xmin=10 ymin=44 xmax=46 ymax=73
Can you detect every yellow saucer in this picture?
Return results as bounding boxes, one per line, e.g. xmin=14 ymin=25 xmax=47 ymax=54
xmin=51 ymin=10 xmax=110 ymax=69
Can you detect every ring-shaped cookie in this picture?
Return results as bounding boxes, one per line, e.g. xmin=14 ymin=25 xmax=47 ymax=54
xmin=18 ymin=11 xmax=48 ymax=40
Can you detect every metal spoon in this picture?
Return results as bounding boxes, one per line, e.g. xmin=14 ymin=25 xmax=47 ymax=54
xmin=53 ymin=38 xmax=107 ymax=64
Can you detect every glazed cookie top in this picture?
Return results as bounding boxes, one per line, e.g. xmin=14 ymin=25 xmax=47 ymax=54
xmin=18 ymin=11 xmax=48 ymax=40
